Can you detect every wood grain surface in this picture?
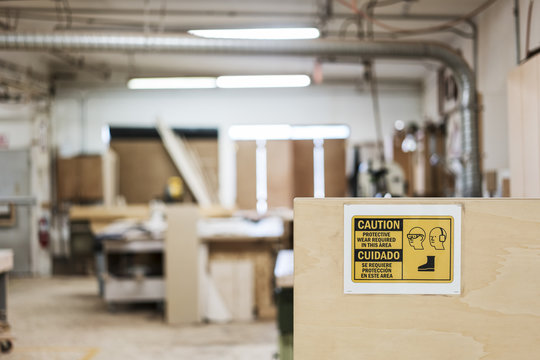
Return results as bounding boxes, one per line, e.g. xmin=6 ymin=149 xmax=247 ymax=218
xmin=294 ymin=198 xmax=540 ymax=360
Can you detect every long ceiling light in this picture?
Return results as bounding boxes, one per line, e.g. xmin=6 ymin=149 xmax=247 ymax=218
xmin=128 ymin=75 xmax=311 ymax=89
xmin=188 ymin=27 xmax=320 ymax=40
xmin=228 ymin=125 xmax=350 ymax=141
xmin=216 ymin=75 xmax=310 ymax=89
xmin=127 ymin=77 xmax=216 ymax=89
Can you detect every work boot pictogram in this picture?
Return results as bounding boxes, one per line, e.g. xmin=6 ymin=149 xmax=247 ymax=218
xmin=418 ymin=256 xmax=435 ymax=272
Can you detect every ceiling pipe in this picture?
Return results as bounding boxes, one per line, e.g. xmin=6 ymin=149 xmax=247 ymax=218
xmin=0 ymin=32 xmax=481 ymax=196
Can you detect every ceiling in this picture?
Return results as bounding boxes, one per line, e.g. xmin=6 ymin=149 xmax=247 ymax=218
xmin=0 ymin=0 xmax=491 ymax=89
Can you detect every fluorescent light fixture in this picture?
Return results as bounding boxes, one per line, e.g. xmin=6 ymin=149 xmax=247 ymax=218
xmin=229 ymin=125 xmax=292 ymax=141
xmin=216 ymin=75 xmax=310 ymax=89
xmin=128 ymin=75 xmax=310 ymax=89
xmin=127 ymin=77 xmax=217 ymax=89
xmin=228 ymin=124 xmax=350 ymax=141
xmin=188 ymin=27 xmax=320 ymax=40
xmin=290 ymin=125 xmax=350 ymax=140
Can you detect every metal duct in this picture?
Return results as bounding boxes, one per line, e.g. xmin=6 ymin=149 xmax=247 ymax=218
xmin=0 ymin=32 xmax=481 ymax=196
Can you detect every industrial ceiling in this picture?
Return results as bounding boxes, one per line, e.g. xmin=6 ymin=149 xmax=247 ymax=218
xmin=0 ymin=0 xmax=490 ymax=82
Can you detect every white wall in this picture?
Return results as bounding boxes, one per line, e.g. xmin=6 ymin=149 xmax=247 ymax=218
xmin=0 ymin=105 xmax=35 ymax=148
xmin=52 ymin=83 xmax=423 ymax=206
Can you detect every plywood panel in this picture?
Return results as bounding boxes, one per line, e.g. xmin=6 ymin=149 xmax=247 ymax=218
xmin=508 ymin=67 xmax=524 ymax=196
xmin=111 ymin=140 xmax=180 ymax=203
xmin=57 ymin=155 xmax=103 ymax=202
xmin=112 ymin=138 xmax=217 ymax=204
xmin=209 ymin=242 xmax=276 ymax=319
xmin=294 ymin=198 xmax=540 ymax=360
xmin=520 ymin=57 xmax=540 ymax=196
xmin=57 ymin=157 xmax=78 ymax=201
xmin=189 ymin=139 xmax=219 ymax=200
xmin=79 ymin=156 xmax=103 ymax=200
xmin=235 ymin=141 xmax=257 ymax=210
xmin=323 ymin=139 xmax=346 ymax=197
xmin=267 ymin=140 xmax=294 ymax=208
xmin=165 ymin=204 xmax=199 ymax=324
xmin=293 ymin=140 xmax=314 ymax=198
xmin=102 ymin=149 xmax=119 ymax=207
xmin=209 ymin=260 xmax=254 ymax=321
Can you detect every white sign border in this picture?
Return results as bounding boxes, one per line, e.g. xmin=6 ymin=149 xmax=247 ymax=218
xmin=344 ymin=204 xmax=462 ymax=295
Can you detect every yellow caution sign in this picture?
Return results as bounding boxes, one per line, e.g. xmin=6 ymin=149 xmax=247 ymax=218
xmin=351 ymin=216 xmax=453 ymax=283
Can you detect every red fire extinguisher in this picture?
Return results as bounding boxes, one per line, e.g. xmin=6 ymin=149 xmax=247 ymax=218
xmin=38 ymin=217 xmax=50 ymax=249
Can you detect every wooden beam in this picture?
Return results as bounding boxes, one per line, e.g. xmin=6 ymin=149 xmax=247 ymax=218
xmin=165 ymin=204 xmax=200 ymax=324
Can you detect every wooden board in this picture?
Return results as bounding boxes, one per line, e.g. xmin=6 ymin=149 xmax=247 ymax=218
xmin=157 ymin=120 xmax=213 ymax=206
xmin=323 ymin=139 xmax=346 ymax=197
xmin=165 ymin=204 xmax=200 ymax=324
xmin=507 ymin=55 xmax=540 ymax=197
xmin=294 ymin=198 xmax=540 ymax=360
xmin=292 ymin=140 xmax=314 ymax=198
xmin=102 ymin=148 xmax=119 ymax=207
xmin=57 ymin=155 xmax=103 ymax=202
xmin=235 ymin=141 xmax=257 ymax=210
xmin=111 ymin=140 xmax=180 ymax=204
xmin=70 ymin=205 xmax=150 ymax=221
xmin=209 ymin=260 xmax=254 ymax=321
xmin=56 ymin=157 xmax=79 ymax=201
xmin=519 ymin=57 xmax=540 ymax=196
xmin=267 ymin=140 xmax=295 ymax=209
xmin=188 ymin=139 xmax=219 ymax=203
xmin=208 ymin=241 xmax=277 ymax=319
xmin=507 ymin=66 xmax=523 ymax=196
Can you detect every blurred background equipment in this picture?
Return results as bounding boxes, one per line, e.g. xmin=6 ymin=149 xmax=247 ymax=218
xmin=164 ymin=176 xmax=184 ymax=202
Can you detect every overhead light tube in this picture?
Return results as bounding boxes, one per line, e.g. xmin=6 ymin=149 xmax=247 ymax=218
xmin=216 ymin=75 xmax=310 ymax=89
xmin=128 ymin=75 xmax=310 ymax=89
xmin=228 ymin=124 xmax=350 ymax=141
xmin=127 ymin=77 xmax=217 ymax=89
xmin=188 ymin=27 xmax=320 ymax=40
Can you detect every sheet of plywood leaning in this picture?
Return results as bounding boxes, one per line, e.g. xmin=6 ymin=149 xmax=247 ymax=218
xmin=294 ymin=198 xmax=540 ymax=360
xmin=507 ymin=53 xmax=540 ymax=197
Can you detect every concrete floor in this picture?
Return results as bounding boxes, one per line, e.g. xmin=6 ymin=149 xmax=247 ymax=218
xmin=4 ymin=277 xmax=278 ymax=360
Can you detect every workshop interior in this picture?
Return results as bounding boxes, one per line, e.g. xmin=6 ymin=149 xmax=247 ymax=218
xmin=0 ymin=0 xmax=539 ymax=359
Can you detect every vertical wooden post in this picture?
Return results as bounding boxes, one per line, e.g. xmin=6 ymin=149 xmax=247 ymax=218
xmin=165 ymin=204 xmax=200 ymax=324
